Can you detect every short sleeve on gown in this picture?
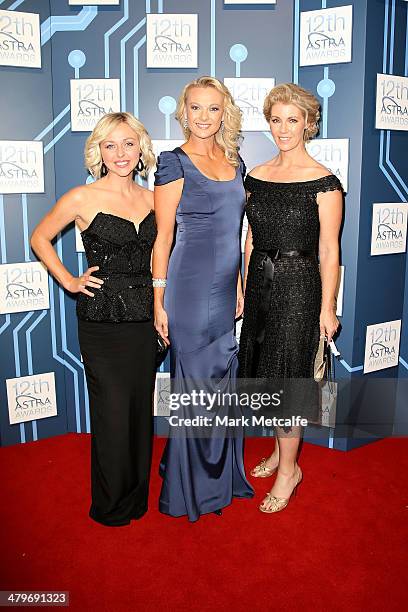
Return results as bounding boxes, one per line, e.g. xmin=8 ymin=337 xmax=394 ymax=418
xmin=244 ymin=175 xmax=257 ymax=192
xmin=315 ymin=174 xmax=343 ymax=194
xmin=154 ymin=150 xmax=184 ymax=186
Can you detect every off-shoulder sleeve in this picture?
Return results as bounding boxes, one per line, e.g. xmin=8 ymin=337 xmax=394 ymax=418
xmin=154 ymin=150 xmax=184 ymax=186
xmin=316 ymin=174 xmax=343 ymax=194
xmin=244 ymin=174 xmax=257 ymax=192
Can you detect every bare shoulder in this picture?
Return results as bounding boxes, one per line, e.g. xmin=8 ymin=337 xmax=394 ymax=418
xmin=60 ymin=183 xmax=102 ymax=227
xmin=304 ymin=160 xmax=333 ymax=180
xmin=136 ymin=184 xmax=154 ymax=208
xmin=57 ymin=185 xmax=90 ymax=213
xmin=248 ymin=160 xmax=276 ymax=180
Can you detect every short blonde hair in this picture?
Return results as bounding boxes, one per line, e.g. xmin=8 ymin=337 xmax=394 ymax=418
xmin=263 ymin=83 xmax=320 ymax=142
xmin=175 ymin=76 xmax=242 ymax=166
xmin=84 ymin=112 xmax=155 ymax=179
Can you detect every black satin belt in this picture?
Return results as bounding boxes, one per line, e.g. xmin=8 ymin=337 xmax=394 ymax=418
xmin=252 ymin=248 xmax=315 ymax=373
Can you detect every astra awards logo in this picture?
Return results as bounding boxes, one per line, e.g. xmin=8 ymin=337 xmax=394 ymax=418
xmin=375 ymin=74 xmax=408 ymax=131
xmin=306 ymin=138 xmax=349 ymax=192
xmin=371 ymin=203 xmax=408 ymax=256
xmin=154 ymin=372 xmax=171 ymax=417
xmin=146 ymin=13 xmax=198 ymax=68
xmin=224 ymin=78 xmax=275 ymax=131
xmin=364 ymin=320 xmax=401 ymax=374
xmin=70 ymin=79 xmax=121 ymax=132
xmin=0 ymin=262 xmax=49 ymax=315
xmin=0 ymin=140 xmax=44 ymax=193
xmin=300 ymin=5 xmax=353 ymax=66
xmin=6 ymin=372 xmax=57 ymax=425
xmin=0 ymin=9 xmax=41 ymax=68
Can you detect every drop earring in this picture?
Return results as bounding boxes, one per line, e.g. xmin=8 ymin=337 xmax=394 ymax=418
xmin=101 ymin=163 xmax=107 ymax=176
xmin=135 ymin=155 xmax=145 ymax=173
xmin=183 ymin=117 xmax=188 ymax=129
xmin=220 ymin=120 xmax=225 ymax=135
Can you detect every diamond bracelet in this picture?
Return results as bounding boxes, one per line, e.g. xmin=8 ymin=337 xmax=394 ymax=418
xmin=152 ymin=278 xmax=167 ymax=288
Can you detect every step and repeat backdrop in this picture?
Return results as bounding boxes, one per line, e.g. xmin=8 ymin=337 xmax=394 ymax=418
xmin=0 ymin=0 xmax=407 ymax=448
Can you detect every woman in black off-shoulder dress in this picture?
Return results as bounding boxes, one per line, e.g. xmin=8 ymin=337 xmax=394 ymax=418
xmin=31 ymin=112 xmax=157 ymax=526
xmin=238 ymin=84 xmax=343 ymax=514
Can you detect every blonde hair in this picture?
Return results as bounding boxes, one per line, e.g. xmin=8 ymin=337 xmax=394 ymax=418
xmin=84 ymin=112 xmax=155 ymax=179
xmin=175 ymin=76 xmax=242 ymax=166
xmin=263 ymin=83 xmax=320 ymax=142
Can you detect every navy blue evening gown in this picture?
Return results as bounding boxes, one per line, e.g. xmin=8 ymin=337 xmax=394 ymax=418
xmin=154 ymin=147 xmax=254 ymax=521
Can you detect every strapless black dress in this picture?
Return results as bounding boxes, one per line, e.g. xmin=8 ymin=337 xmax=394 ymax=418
xmin=77 ymin=211 xmax=157 ymax=526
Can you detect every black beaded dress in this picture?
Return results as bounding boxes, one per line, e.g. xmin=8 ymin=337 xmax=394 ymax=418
xmin=77 ymin=211 xmax=157 ymax=526
xmin=238 ymin=174 xmax=342 ymax=423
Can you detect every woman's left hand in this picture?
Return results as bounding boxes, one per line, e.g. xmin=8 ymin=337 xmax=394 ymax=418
xmin=320 ymin=309 xmax=339 ymax=343
xmin=235 ymin=291 xmax=244 ymax=319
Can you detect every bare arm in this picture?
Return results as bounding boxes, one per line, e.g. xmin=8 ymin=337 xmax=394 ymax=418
xmin=30 ymin=187 xmax=103 ymax=297
xmin=317 ymin=187 xmax=343 ymax=342
xmin=152 ymin=179 xmax=183 ymax=343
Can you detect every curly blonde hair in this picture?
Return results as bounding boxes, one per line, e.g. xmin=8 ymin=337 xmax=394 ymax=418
xmin=84 ymin=112 xmax=155 ymax=179
xmin=263 ymin=83 xmax=320 ymax=142
xmin=175 ymin=76 xmax=242 ymax=166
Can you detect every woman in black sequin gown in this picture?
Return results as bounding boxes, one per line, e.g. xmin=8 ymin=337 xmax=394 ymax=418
xmin=238 ymin=84 xmax=343 ymax=513
xmin=31 ymin=113 xmax=157 ymax=526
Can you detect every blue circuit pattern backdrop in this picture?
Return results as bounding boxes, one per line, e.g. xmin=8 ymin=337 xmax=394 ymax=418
xmin=0 ymin=0 xmax=407 ymax=449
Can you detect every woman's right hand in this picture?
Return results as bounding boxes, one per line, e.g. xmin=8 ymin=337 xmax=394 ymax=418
xmin=154 ymin=306 xmax=170 ymax=346
xmin=65 ymin=266 xmax=104 ymax=297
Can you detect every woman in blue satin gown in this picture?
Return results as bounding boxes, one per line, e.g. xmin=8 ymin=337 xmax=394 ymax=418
xmin=153 ymin=77 xmax=254 ymax=521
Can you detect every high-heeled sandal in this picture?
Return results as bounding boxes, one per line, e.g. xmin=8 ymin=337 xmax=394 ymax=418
xmin=250 ymin=457 xmax=278 ymax=478
xmin=259 ymin=467 xmax=303 ymax=513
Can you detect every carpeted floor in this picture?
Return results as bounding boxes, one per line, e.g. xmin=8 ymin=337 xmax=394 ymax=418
xmin=1 ymin=434 xmax=407 ymax=611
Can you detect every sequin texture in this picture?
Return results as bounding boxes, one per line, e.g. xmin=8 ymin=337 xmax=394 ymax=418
xmin=76 ymin=211 xmax=157 ymax=322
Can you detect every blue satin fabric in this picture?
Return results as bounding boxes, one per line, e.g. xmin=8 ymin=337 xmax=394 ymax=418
xmin=155 ymin=148 xmax=254 ymax=521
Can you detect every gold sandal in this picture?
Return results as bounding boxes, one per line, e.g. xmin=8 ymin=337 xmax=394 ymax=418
xmin=259 ymin=467 xmax=303 ymax=513
xmin=250 ymin=457 xmax=278 ymax=478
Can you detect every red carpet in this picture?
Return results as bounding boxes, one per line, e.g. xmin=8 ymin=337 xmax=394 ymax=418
xmin=1 ymin=435 xmax=407 ymax=611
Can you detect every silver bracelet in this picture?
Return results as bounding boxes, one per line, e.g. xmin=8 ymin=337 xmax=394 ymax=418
xmin=152 ymin=278 xmax=167 ymax=288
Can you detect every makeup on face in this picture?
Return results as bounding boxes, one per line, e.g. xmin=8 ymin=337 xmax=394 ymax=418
xmin=101 ymin=124 xmax=141 ymax=175
xmin=185 ymin=87 xmax=224 ymax=137
xmin=269 ymin=103 xmax=308 ymax=151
